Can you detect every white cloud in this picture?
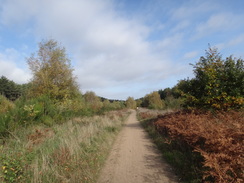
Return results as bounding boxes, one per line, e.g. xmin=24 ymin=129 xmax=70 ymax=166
xmin=2 ymin=0 xmax=242 ymax=99
xmin=170 ymin=1 xmax=215 ymax=20
xmin=194 ymin=13 xmax=243 ymax=39
xmin=214 ymin=34 xmax=244 ymax=51
xmin=0 ymin=49 xmax=31 ymax=83
xmin=0 ymin=0 xmax=38 ymax=25
xmin=228 ymin=34 xmax=244 ymax=46
xmin=154 ymin=33 xmax=183 ymax=53
xmin=183 ymin=51 xmax=198 ymax=59
xmin=1 ymin=0 xmax=181 ymax=99
xmin=37 ymin=1 xmax=180 ymax=98
xmin=172 ymin=20 xmax=190 ymax=33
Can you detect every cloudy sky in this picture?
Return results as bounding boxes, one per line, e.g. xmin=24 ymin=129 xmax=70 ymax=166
xmin=0 ymin=0 xmax=243 ymax=100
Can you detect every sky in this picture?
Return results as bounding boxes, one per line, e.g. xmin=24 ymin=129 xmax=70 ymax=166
xmin=0 ymin=0 xmax=244 ymax=100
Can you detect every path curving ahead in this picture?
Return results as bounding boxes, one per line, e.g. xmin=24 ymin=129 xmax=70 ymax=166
xmin=97 ymin=110 xmax=178 ymax=183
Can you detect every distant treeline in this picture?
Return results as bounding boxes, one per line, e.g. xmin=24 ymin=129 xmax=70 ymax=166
xmin=0 ymin=76 xmax=30 ymax=101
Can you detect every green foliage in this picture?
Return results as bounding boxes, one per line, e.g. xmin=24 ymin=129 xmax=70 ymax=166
xmin=164 ymin=96 xmax=182 ymax=110
xmin=125 ymin=97 xmax=137 ymax=109
xmin=0 ymin=92 xmax=123 ymax=137
xmin=0 ymin=76 xmax=23 ymax=101
xmin=142 ymin=91 xmax=165 ymax=109
xmin=0 ymin=95 xmax=15 ymax=136
xmin=0 ymin=95 xmax=15 ymax=114
xmin=136 ymin=99 xmax=142 ymax=107
xmin=0 ymin=94 xmax=66 ymax=137
xmin=158 ymin=87 xmax=181 ymax=100
xmin=13 ymin=95 xmax=54 ymax=124
xmin=0 ymin=115 xmax=9 ymax=137
xmin=102 ymin=99 xmax=120 ymax=111
xmin=179 ymin=47 xmax=244 ymax=110
xmin=101 ymin=100 xmax=125 ymax=112
xmin=83 ymin=91 xmax=103 ymax=112
xmin=103 ymin=99 xmax=111 ymax=110
xmin=0 ymin=153 xmax=25 ymax=182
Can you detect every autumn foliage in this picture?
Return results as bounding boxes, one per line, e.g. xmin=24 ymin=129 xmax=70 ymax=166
xmin=154 ymin=110 xmax=244 ymax=182
xmin=125 ymin=97 xmax=137 ymax=109
xmin=178 ymin=47 xmax=244 ymax=110
xmin=27 ymin=39 xmax=79 ymax=101
xmin=141 ymin=91 xmax=165 ymax=109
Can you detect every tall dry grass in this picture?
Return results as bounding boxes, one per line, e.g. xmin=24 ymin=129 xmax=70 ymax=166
xmin=0 ymin=110 xmax=129 ymax=183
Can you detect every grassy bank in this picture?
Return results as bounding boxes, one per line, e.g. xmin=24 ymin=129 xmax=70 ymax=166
xmin=0 ymin=110 xmax=129 ymax=183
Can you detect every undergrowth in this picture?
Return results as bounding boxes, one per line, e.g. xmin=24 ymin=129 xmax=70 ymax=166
xmin=0 ymin=110 xmax=129 ymax=183
xmin=138 ymin=113 xmax=202 ymax=183
xmin=138 ymin=109 xmax=244 ymax=183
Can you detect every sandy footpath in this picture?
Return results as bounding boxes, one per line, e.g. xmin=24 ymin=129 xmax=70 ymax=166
xmin=97 ymin=110 xmax=178 ymax=183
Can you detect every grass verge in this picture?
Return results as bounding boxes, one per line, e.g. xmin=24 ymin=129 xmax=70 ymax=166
xmin=0 ymin=110 xmax=130 ymax=183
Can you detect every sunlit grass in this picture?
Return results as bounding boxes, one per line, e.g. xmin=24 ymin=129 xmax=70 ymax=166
xmin=0 ymin=110 xmax=129 ymax=183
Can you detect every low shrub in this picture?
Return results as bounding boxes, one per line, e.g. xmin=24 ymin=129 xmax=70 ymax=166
xmin=154 ymin=110 xmax=243 ymax=183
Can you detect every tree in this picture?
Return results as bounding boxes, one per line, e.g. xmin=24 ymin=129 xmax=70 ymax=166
xmin=125 ymin=97 xmax=137 ymax=109
xmin=27 ymin=39 xmax=79 ymax=102
xmin=179 ymin=47 xmax=244 ymax=110
xmin=83 ymin=91 xmax=103 ymax=110
xmin=103 ymin=99 xmax=111 ymax=110
xmin=0 ymin=76 xmax=22 ymax=101
xmin=136 ymin=99 xmax=142 ymax=107
xmin=142 ymin=91 xmax=164 ymax=109
xmin=158 ymin=86 xmax=181 ymax=100
xmin=111 ymin=101 xmax=125 ymax=109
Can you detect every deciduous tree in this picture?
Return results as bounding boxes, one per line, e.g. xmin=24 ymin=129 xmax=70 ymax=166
xmin=179 ymin=47 xmax=244 ymax=110
xmin=83 ymin=91 xmax=103 ymax=110
xmin=27 ymin=39 xmax=79 ymax=101
xmin=142 ymin=91 xmax=164 ymax=109
xmin=125 ymin=97 xmax=137 ymax=109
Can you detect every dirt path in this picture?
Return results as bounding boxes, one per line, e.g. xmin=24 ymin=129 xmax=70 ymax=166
xmin=97 ymin=110 xmax=178 ymax=183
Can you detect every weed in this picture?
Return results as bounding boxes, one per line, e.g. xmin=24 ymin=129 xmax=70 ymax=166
xmin=0 ymin=153 xmax=24 ymax=183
